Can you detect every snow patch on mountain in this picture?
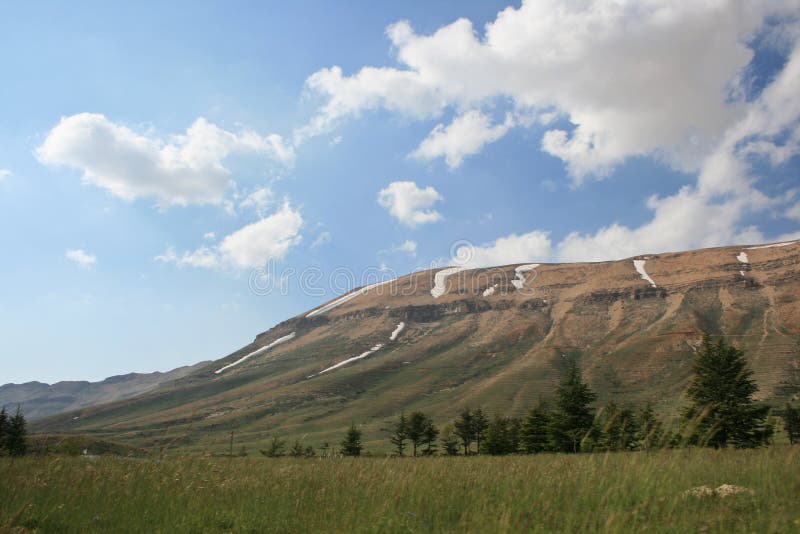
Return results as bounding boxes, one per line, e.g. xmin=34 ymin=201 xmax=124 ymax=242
xmin=746 ymin=240 xmax=798 ymax=250
xmin=431 ymin=267 xmax=466 ymax=298
xmin=316 ymin=344 xmax=384 ymax=376
xmin=736 ymin=252 xmax=749 ymax=278
xmin=633 ymin=260 xmax=656 ymax=288
xmin=307 ymin=279 xmax=394 ymax=317
xmin=215 ymin=332 xmax=296 ymax=374
xmin=483 ymin=284 xmax=498 ymax=297
xmin=512 ymin=264 xmax=539 ymax=290
xmin=390 ymin=322 xmax=405 ymax=341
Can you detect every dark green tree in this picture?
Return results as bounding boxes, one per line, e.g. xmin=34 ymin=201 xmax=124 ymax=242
xmin=6 ymin=408 xmax=27 ymax=457
xmin=784 ymin=404 xmax=800 ymax=445
xmin=260 ymin=436 xmax=286 ymax=458
xmin=453 ymin=408 xmax=474 ymax=454
xmin=636 ymin=403 xmax=664 ymax=451
xmin=440 ymin=424 xmax=460 ymax=456
xmin=389 ymin=412 xmax=409 ymax=456
xmin=340 ymin=424 xmax=363 ymax=456
xmin=776 ymin=341 xmax=800 ymax=401
xmin=684 ymin=336 xmax=771 ymax=448
xmin=481 ymin=415 xmax=520 ymax=455
xmin=0 ymin=407 xmax=8 ymax=455
xmin=594 ymin=401 xmax=639 ymax=452
xmin=471 ymin=408 xmax=490 ymax=454
xmin=520 ymin=400 xmax=552 ymax=454
xmin=407 ymin=411 xmax=428 ymax=457
xmin=421 ymin=416 xmax=439 ymax=456
xmin=289 ymin=440 xmax=306 ymax=458
xmin=550 ymin=359 xmax=596 ymax=453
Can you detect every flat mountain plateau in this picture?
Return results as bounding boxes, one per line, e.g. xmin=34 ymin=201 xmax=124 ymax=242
xmin=31 ymin=241 xmax=800 ymax=452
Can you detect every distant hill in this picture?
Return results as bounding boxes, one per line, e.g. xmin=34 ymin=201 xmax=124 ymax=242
xmin=0 ymin=362 xmax=209 ymax=420
xmin=32 ymin=240 xmax=800 ymax=452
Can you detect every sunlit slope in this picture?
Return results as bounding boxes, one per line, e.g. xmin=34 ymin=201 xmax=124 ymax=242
xmin=34 ymin=241 xmax=800 ymax=451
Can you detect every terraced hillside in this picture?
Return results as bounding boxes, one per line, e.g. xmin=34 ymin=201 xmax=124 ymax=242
xmin=34 ymin=241 xmax=800 ymax=452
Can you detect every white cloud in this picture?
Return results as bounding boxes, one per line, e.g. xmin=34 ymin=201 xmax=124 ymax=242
xmin=311 ymin=231 xmax=332 ymax=248
xmin=154 ymin=246 xmax=220 ymax=268
xmin=377 ymin=181 xmax=443 ymax=227
xmin=239 ymin=187 xmax=275 ymax=215
xmin=444 ymin=36 xmax=800 ymax=265
xmin=65 ymin=248 xmax=97 ymax=268
xmin=0 ymin=169 xmax=11 ymax=182
xmin=555 ymin=36 xmax=800 ymax=260
xmin=411 ymin=110 xmax=514 ymax=168
xmin=37 ymin=113 xmax=294 ymax=207
xmin=452 ymin=231 xmax=551 ymax=268
xmin=156 ymin=201 xmax=304 ymax=269
xmin=395 ymin=240 xmax=418 ymax=256
xmin=300 ymin=1 xmax=795 ymax=181
xmin=203 ymin=231 xmax=216 ymax=241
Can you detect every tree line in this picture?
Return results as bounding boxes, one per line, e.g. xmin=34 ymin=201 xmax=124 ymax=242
xmin=337 ymin=335 xmax=800 ymax=456
xmin=0 ymin=406 xmax=28 ymax=457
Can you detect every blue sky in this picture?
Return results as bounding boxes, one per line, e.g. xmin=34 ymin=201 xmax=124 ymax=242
xmin=1 ymin=1 xmax=799 ymax=383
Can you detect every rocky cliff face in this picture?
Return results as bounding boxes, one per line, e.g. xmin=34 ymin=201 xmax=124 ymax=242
xmin=33 ymin=241 xmax=800 ymax=450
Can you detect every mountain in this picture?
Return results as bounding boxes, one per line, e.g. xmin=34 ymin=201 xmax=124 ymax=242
xmin=32 ymin=241 xmax=800 ymax=452
xmin=0 ymin=362 xmax=209 ymax=420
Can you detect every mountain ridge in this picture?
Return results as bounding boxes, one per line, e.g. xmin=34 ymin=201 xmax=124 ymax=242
xmin=30 ymin=240 xmax=800 ymax=451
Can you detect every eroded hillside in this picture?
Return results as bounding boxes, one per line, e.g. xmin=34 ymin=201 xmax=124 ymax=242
xmin=34 ymin=241 xmax=800 ymax=451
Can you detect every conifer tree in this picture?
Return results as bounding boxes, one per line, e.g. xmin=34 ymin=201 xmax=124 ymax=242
xmin=421 ymin=416 xmax=439 ymax=456
xmin=0 ymin=407 xmax=8 ymax=455
xmin=440 ymin=424 xmax=460 ymax=456
xmin=453 ymin=408 xmax=474 ymax=454
xmin=261 ymin=436 xmax=286 ymax=458
xmin=636 ymin=403 xmax=664 ymax=451
xmin=520 ymin=400 xmax=552 ymax=454
xmin=481 ymin=415 xmax=520 ymax=455
xmin=389 ymin=412 xmax=409 ymax=456
xmin=784 ymin=403 xmax=800 ymax=445
xmin=595 ymin=401 xmax=639 ymax=452
xmin=407 ymin=411 xmax=428 ymax=457
xmin=684 ymin=335 xmax=770 ymax=448
xmin=6 ymin=408 xmax=27 ymax=457
xmin=289 ymin=440 xmax=305 ymax=458
xmin=471 ymin=408 xmax=490 ymax=454
xmin=340 ymin=424 xmax=363 ymax=456
xmin=550 ymin=359 xmax=596 ymax=453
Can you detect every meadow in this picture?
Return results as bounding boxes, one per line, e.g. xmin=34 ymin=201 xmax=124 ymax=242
xmin=2 ymin=447 xmax=799 ymax=533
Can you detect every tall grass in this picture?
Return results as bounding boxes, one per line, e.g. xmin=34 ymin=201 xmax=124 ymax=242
xmin=2 ymin=447 xmax=799 ymax=533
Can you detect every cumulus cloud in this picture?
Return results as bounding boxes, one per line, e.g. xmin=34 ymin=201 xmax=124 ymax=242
xmin=452 ymin=231 xmax=552 ymax=268
xmin=239 ymin=187 xmax=275 ymax=215
xmin=299 ymin=1 xmax=796 ymax=181
xmin=37 ymin=113 xmax=294 ymax=207
xmin=377 ymin=181 xmax=443 ymax=227
xmin=556 ymin=36 xmax=800 ymax=261
xmin=156 ymin=201 xmax=303 ymax=269
xmin=0 ymin=169 xmax=11 ymax=182
xmin=65 ymin=248 xmax=97 ymax=268
xmin=411 ymin=110 xmax=514 ymax=168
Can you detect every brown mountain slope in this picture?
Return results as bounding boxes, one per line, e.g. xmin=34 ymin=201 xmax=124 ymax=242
xmin=33 ymin=241 xmax=800 ymax=452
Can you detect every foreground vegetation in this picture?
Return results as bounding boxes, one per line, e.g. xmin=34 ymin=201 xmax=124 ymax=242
xmin=2 ymin=447 xmax=799 ymax=533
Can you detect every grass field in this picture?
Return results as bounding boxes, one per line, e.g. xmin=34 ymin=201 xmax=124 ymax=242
xmin=2 ymin=447 xmax=799 ymax=533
